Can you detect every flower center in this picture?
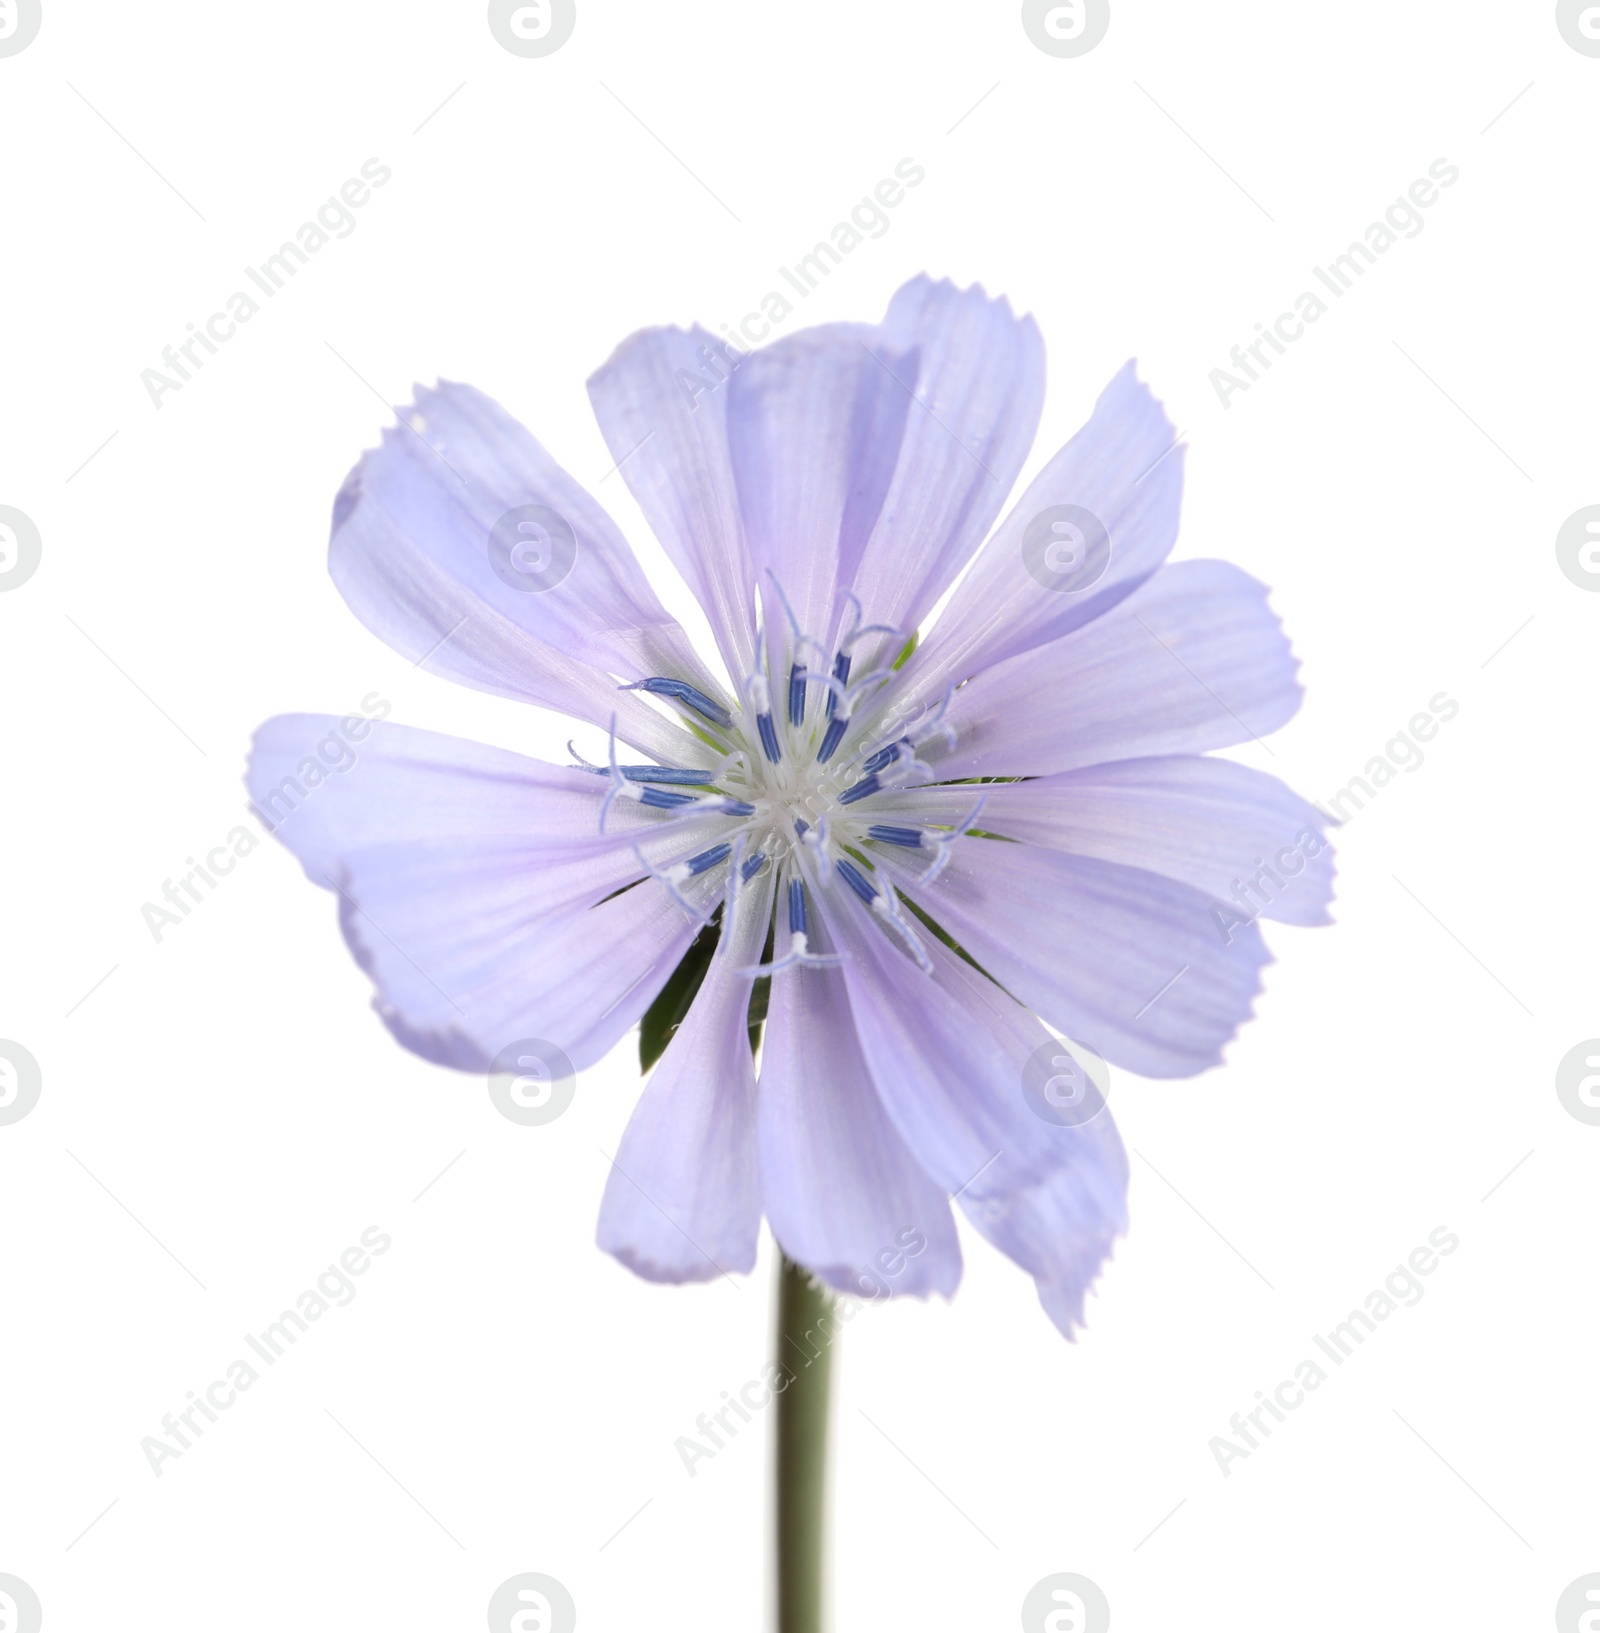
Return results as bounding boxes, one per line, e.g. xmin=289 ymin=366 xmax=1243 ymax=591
xmin=582 ymin=591 xmax=984 ymax=977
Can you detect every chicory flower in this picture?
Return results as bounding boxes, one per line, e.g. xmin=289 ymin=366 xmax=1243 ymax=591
xmin=247 ymin=276 xmax=1332 ymax=1336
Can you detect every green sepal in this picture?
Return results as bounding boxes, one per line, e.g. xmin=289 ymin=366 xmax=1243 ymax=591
xmin=638 ymin=910 xmax=721 ymax=1072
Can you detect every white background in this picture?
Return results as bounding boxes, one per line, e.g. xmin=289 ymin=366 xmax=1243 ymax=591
xmin=2 ymin=2 xmax=1596 ymax=1628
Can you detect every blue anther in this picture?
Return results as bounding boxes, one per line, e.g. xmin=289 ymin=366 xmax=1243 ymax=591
xmin=720 ymin=799 xmax=757 ymax=817
xmin=685 ymin=843 xmax=733 ymax=877
xmin=835 ymin=858 xmax=879 ymax=905
xmin=816 ymin=715 xmax=848 ymax=764
xmin=861 ymin=739 xmax=908 ymax=776
xmin=741 ymin=850 xmax=767 ymax=882
xmin=738 ymin=869 xmax=845 ymax=977
xmin=621 ymin=677 xmax=732 ymax=729
xmin=630 ymin=767 xmax=711 ymax=787
xmin=640 ymin=788 xmax=696 ymax=810
xmin=788 ymin=877 xmax=809 ymax=937
xmin=787 ymin=663 xmax=807 ymax=728
xmin=757 ymin=712 xmax=782 ymax=764
xmin=866 ymin=825 xmax=924 ymax=848
xmin=838 ymin=774 xmax=881 ymax=806
xmin=793 ymin=818 xmax=810 ymax=838
xmin=827 ymin=651 xmax=851 ymax=719
xmin=568 ymin=740 xmax=714 ymax=785
xmin=621 ymin=764 xmax=714 ymax=786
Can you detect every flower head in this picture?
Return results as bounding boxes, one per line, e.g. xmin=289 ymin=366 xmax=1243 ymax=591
xmin=248 ymin=277 xmax=1332 ymax=1337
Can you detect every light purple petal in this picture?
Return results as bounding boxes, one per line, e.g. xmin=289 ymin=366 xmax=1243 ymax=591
xmin=912 ymin=362 xmax=1183 ymax=686
xmin=958 ymin=1112 xmax=1129 ymax=1340
xmin=723 ymin=322 xmax=901 ymax=645
xmin=758 ymin=960 xmax=962 ymax=1299
xmin=840 ymin=278 xmax=1045 ymax=656
xmin=816 ymin=895 xmax=1130 ymax=1328
xmin=906 ymin=844 xmax=1272 ymax=1078
xmin=246 ymin=716 xmax=707 ymax=1071
xmin=588 ymin=327 xmax=759 ymax=682
xmin=819 ymin=895 xmax=1083 ymax=1201
xmin=247 ymin=715 xmax=657 ymax=866
xmin=596 ymin=874 xmax=773 ymax=1284
xmin=927 ymin=560 xmax=1302 ymax=780
xmin=586 ymin=280 xmax=1043 ymax=680
xmin=973 ymin=756 xmax=1336 ymax=926
xmin=332 ymin=883 xmax=699 ymax=1074
xmin=330 ymin=381 xmax=712 ymax=761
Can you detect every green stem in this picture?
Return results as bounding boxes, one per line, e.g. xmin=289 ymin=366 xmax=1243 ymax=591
xmin=774 ymin=1252 xmax=836 ymax=1633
